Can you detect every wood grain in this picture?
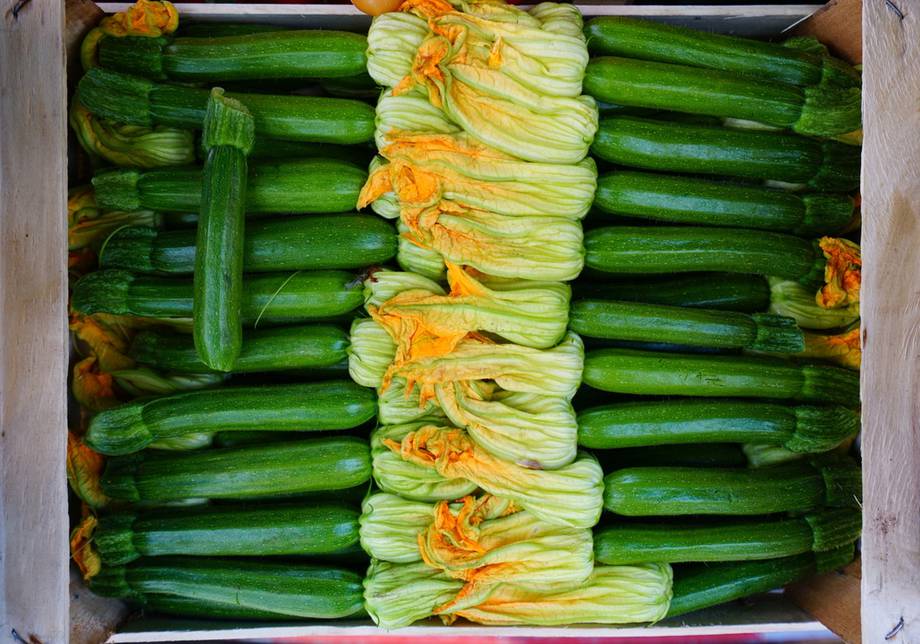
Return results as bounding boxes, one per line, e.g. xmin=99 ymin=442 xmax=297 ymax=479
xmin=787 ymin=560 xmax=862 ymax=643
xmin=792 ymin=0 xmax=862 ymax=64
xmin=861 ymin=1 xmax=920 ymax=642
xmin=0 ymin=0 xmax=70 ymax=642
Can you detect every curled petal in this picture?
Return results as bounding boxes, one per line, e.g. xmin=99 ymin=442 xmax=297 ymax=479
xmin=817 ymin=237 xmax=861 ymax=310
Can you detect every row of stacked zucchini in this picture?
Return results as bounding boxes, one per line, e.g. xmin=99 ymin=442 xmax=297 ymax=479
xmin=65 ymin=0 xmax=861 ymax=629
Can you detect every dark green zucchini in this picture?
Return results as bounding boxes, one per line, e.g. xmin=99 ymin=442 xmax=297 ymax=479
xmin=77 ymin=67 xmax=375 ymax=144
xmin=94 ymin=502 xmax=360 ymax=564
xmin=101 ymin=436 xmax=372 ymax=502
xmin=594 ymin=171 xmax=854 ymax=235
xmin=578 ymin=399 xmax=859 ymax=452
xmin=177 ymin=23 xmax=287 ymax=38
xmin=583 ymin=347 xmax=860 ymax=406
xmin=92 ymin=159 xmax=367 ymax=214
xmin=595 ymin=508 xmax=860 ymax=564
xmin=71 ymin=269 xmax=363 ymax=325
xmin=101 ymin=215 xmax=396 ymax=274
xmin=130 ymin=325 xmax=349 ymax=374
xmin=591 ymin=116 xmax=860 ymax=191
xmin=570 ymin=299 xmax=803 ymax=353
xmin=603 ymin=457 xmax=861 ymax=516
xmin=573 ymin=274 xmax=770 ymax=313
xmin=89 ymin=557 xmax=364 ymax=619
xmin=86 ymin=380 xmax=376 ymax=455
xmin=98 ymin=30 xmax=367 ymax=81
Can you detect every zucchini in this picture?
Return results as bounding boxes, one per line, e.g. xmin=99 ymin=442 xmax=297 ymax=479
xmin=596 ymin=444 xmax=747 ymax=469
xmin=583 ymin=57 xmax=860 ymax=138
xmin=573 ymin=274 xmax=770 ymax=313
xmin=94 ymin=502 xmax=360 ymax=564
xmin=77 ymin=67 xmax=375 ymax=144
xmin=130 ymin=325 xmax=349 ymax=374
xmin=583 ymin=347 xmax=860 ymax=406
xmin=194 ymin=89 xmax=254 ymax=371
xmin=595 ymin=508 xmax=861 ymax=564
xmin=578 ymin=399 xmax=859 ymax=452
xmin=570 ymin=299 xmax=803 ymax=353
xmin=89 ymin=557 xmax=364 ymax=619
xmin=102 ymin=436 xmax=372 ymax=502
xmin=584 ymin=17 xmax=860 ymax=88
xmin=246 ymin=138 xmax=373 ymax=165
xmin=177 ymin=23 xmax=287 ymax=38
xmin=585 ymin=226 xmax=826 ymax=287
xmin=603 ymin=457 xmax=861 ymax=516
xmin=594 ymin=171 xmax=854 ymax=236
xmin=98 ymin=31 xmax=367 ymax=81
xmin=86 ymin=380 xmax=376 ymax=455
xmin=102 ymin=215 xmax=396 ymax=274
xmin=71 ymin=269 xmax=363 ymax=325
xmin=140 ymin=594 xmax=291 ymax=620
xmin=667 ymin=544 xmax=856 ymax=617
xmin=592 ymin=116 xmax=860 ymax=191
xmin=92 ymin=159 xmax=367 ymax=214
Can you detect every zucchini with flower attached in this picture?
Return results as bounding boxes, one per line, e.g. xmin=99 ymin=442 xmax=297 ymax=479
xmin=595 ymin=508 xmax=860 ymax=564
xmin=583 ymin=56 xmax=860 ymax=138
xmin=92 ymin=158 xmax=366 ymax=214
xmin=592 ymin=116 xmax=860 ymax=190
xmin=594 ymin=171 xmax=854 ymax=235
xmin=101 ymin=436 xmax=372 ymax=502
xmin=578 ymin=399 xmax=859 ymax=453
xmin=71 ymin=269 xmax=363 ymax=325
xmin=85 ymin=379 xmax=376 ymax=455
xmin=77 ymin=67 xmax=375 ymax=144
xmin=583 ymin=347 xmax=859 ymax=406
xmin=604 ymin=456 xmax=861 ymax=516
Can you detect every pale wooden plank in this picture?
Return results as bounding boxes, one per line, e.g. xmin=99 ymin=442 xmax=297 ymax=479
xmin=861 ymin=1 xmax=920 ymax=642
xmin=0 ymin=0 xmax=70 ymax=642
xmin=787 ymin=560 xmax=862 ymax=644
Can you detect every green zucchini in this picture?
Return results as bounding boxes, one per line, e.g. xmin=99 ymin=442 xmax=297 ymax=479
xmin=578 ymin=399 xmax=858 ymax=453
xmin=101 ymin=215 xmax=396 ymax=274
xmin=584 ymin=17 xmax=859 ymax=88
xmin=194 ymin=88 xmax=254 ymax=371
xmin=92 ymin=159 xmax=367 ymax=214
xmin=595 ymin=508 xmax=860 ymax=564
xmin=177 ymin=23 xmax=287 ymax=38
xmin=139 ymin=594 xmax=291 ymax=620
xmin=585 ymin=226 xmax=826 ymax=287
xmin=71 ymin=269 xmax=363 ymax=324
xmin=594 ymin=171 xmax=854 ymax=236
xmin=592 ymin=116 xmax=860 ymax=191
xmin=583 ymin=347 xmax=860 ymax=406
xmin=94 ymin=502 xmax=360 ymax=565
xmin=570 ymin=299 xmax=803 ymax=353
xmin=603 ymin=457 xmax=861 ymax=516
xmin=596 ymin=444 xmax=747 ymax=469
xmin=583 ymin=57 xmax=860 ymax=138
xmin=98 ymin=30 xmax=367 ymax=81
xmin=573 ymin=274 xmax=770 ymax=313
xmin=101 ymin=436 xmax=372 ymax=502
xmin=666 ymin=544 xmax=856 ymax=617
xmin=77 ymin=67 xmax=375 ymax=144
xmin=130 ymin=325 xmax=349 ymax=374
xmin=86 ymin=380 xmax=376 ymax=455
xmin=89 ymin=557 xmax=364 ymax=619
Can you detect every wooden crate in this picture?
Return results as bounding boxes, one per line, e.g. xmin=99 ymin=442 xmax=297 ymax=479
xmin=1 ymin=1 xmax=918 ymax=642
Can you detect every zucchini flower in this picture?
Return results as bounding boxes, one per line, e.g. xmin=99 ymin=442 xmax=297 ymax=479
xmin=365 ymin=269 xmax=445 ymax=307
xmin=799 ymin=324 xmax=861 ymax=370
xmin=81 ymin=0 xmax=179 ymax=71
xmin=372 ymin=422 xmax=478 ymax=501
xmin=397 ymin=229 xmax=448 ymax=281
xmin=451 ymin=563 xmax=673 ymax=626
xmin=364 ymin=560 xmax=465 ymax=630
xmin=70 ymin=101 xmax=195 ymax=168
xmin=72 ymin=357 xmax=120 ymax=413
xmin=379 ymin=423 xmax=604 ymax=528
xmin=71 ymin=513 xmax=103 ymax=581
xmin=112 ymin=367 xmax=226 ymax=397
xmin=744 ymin=443 xmax=804 ymax=468
xmin=375 ymin=89 xmax=460 ymax=151
xmin=768 ymin=277 xmax=859 ymax=330
xmin=379 ymin=376 xmax=445 ymax=425
xmin=70 ymin=312 xmax=137 ymax=373
xmin=816 ymin=237 xmax=860 ymax=312
xmin=359 ymin=133 xmax=597 ymax=220
xmin=360 ymin=492 xmax=438 ymax=563
xmin=347 ymin=318 xmax=397 ymax=388
xmin=68 ymin=185 xmax=160 ymax=256
xmin=366 ymin=12 xmax=429 ymax=88
xmin=67 ymin=432 xmax=110 ymax=509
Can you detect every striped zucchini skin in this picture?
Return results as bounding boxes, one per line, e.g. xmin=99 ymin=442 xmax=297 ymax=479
xmin=582 ymin=348 xmax=860 ymax=406
xmin=593 ymin=171 xmax=854 ymax=236
xmin=86 ymin=380 xmax=377 ymax=455
xmin=584 ymin=226 xmax=825 ymax=287
xmin=89 ymin=557 xmax=365 ymax=619
xmin=569 ymin=299 xmax=803 ymax=353
xmin=94 ymin=502 xmax=361 ymax=564
xmin=130 ymin=325 xmax=349 ymax=374
xmin=591 ymin=116 xmax=860 ymax=191
xmin=101 ymin=437 xmax=372 ymax=502
xmin=573 ymin=274 xmax=770 ymax=313
xmin=71 ymin=269 xmax=364 ymax=325
xmin=102 ymin=215 xmax=396 ymax=274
